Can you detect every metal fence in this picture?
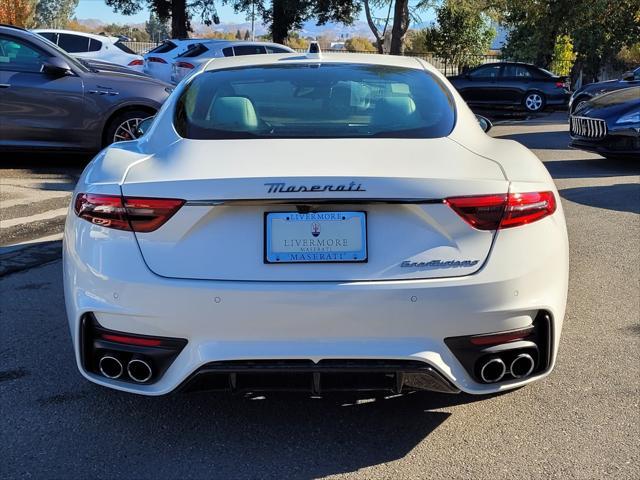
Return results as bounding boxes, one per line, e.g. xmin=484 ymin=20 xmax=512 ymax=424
xmin=123 ymin=41 xmax=573 ymax=77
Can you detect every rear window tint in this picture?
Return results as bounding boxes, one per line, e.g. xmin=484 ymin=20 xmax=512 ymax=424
xmin=179 ymin=44 xmax=209 ymax=58
xmin=174 ymin=63 xmax=456 ymax=140
xmin=148 ymin=41 xmax=176 ymax=54
xmin=114 ymin=41 xmax=135 ymax=54
xmin=88 ymin=38 xmax=102 ymax=52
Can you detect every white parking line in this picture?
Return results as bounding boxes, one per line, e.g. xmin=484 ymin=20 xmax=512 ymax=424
xmin=0 ymin=208 xmax=69 ymax=229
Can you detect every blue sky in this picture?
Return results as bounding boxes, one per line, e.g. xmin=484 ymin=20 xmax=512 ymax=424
xmin=75 ymin=1 xmax=435 ymax=26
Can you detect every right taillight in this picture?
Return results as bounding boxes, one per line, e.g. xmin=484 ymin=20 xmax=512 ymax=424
xmin=445 ymin=191 xmax=556 ymax=230
xmin=147 ymin=56 xmax=167 ymax=64
xmin=175 ymin=61 xmax=194 ymax=69
xmin=74 ymin=193 xmax=184 ymax=232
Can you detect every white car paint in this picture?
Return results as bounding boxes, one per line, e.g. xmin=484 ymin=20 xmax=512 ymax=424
xmin=142 ymin=39 xmax=202 ymax=82
xmin=64 ymin=52 xmax=569 ymax=396
xmin=33 ymin=29 xmax=144 ymax=72
xmin=169 ymin=40 xmax=295 ymax=84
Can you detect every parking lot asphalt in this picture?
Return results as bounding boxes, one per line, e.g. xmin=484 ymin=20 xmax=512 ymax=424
xmin=1 ymin=112 xmax=639 ymax=479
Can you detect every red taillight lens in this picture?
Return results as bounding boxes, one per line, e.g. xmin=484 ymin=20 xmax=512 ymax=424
xmin=445 ymin=194 xmax=507 ymax=230
xmin=175 ymin=61 xmax=194 ymax=69
xmin=128 ymin=59 xmax=144 ymax=66
xmin=469 ymin=326 xmax=534 ymax=346
xmin=74 ymin=194 xmax=184 ymax=232
xmin=147 ymin=56 xmax=167 ymax=64
xmin=101 ymin=333 xmax=163 ymax=347
xmin=445 ymin=191 xmax=556 ymax=230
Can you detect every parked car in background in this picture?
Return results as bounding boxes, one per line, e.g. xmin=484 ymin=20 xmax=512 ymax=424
xmin=33 ymin=29 xmax=144 ymax=72
xmin=0 ymin=25 xmax=172 ymax=152
xmin=143 ymin=38 xmax=202 ymax=82
xmin=569 ymin=87 xmax=640 ymax=159
xmin=170 ymin=40 xmax=295 ymax=83
xmin=448 ymin=61 xmax=571 ymax=113
xmin=569 ymin=66 xmax=640 ymax=113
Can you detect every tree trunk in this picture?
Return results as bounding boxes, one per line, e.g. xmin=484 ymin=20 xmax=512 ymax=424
xmin=363 ymin=0 xmax=383 ymax=54
xmin=271 ymin=0 xmax=289 ymax=45
xmin=171 ymin=0 xmax=188 ymax=38
xmin=389 ymin=0 xmax=409 ymax=56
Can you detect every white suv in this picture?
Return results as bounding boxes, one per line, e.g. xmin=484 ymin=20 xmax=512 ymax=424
xmin=142 ymin=39 xmax=202 ymax=82
xmin=33 ymin=29 xmax=144 ymax=72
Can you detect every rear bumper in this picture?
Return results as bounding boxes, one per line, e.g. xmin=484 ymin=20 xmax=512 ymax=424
xmin=64 ymin=205 xmax=569 ymax=396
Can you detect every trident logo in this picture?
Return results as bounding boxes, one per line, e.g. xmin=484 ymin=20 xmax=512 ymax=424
xmin=311 ymin=222 xmax=321 ymax=237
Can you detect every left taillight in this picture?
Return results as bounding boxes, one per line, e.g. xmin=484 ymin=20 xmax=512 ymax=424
xmin=445 ymin=191 xmax=556 ymax=230
xmin=74 ymin=193 xmax=184 ymax=232
xmin=128 ymin=59 xmax=144 ymax=66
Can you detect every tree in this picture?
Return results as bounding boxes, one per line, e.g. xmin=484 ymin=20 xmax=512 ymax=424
xmin=34 ymin=0 xmax=78 ymax=28
xmin=549 ymin=35 xmax=577 ymax=76
xmin=145 ymin=11 xmax=170 ymax=42
xmin=285 ymin=31 xmax=309 ymax=49
xmin=420 ymin=1 xmax=495 ymax=69
xmin=500 ymin=0 xmax=640 ymax=81
xmin=363 ymin=1 xmax=436 ymax=55
xmin=0 ymin=0 xmax=37 ymax=27
xmin=229 ymin=1 xmax=361 ymax=45
xmin=235 ymin=28 xmax=242 ymax=39
xmin=344 ymin=36 xmax=376 ymax=52
xmin=243 ymin=29 xmax=250 ymax=40
xmin=105 ymin=0 xmax=220 ymax=38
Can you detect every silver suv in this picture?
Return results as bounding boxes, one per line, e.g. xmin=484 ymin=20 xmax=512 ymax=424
xmin=0 ymin=24 xmax=172 ymax=152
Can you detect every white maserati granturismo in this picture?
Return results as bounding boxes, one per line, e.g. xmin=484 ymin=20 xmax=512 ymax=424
xmin=63 ymin=49 xmax=569 ymax=396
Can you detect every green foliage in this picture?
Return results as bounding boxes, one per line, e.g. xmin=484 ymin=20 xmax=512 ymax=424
xmin=228 ymin=1 xmax=361 ymax=44
xmin=34 ymin=0 xmax=78 ymax=28
xmin=420 ymin=1 xmax=495 ymax=68
xmin=500 ymin=0 xmax=640 ymax=80
xmin=344 ymin=36 xmax=376 ymax=52
xmin=145 ymin=11 xmax=170 ymax=42
xmin=549 ymin=35 xmax=576 ymax=76
xmin=617 ymin=43 xmax=640 ymax=66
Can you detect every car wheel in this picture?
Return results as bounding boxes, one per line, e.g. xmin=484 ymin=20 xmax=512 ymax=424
xmin=104 ymin=110 xmax=153 ymax=146
xmin=523 ymin=92 xmax=545 ymax=113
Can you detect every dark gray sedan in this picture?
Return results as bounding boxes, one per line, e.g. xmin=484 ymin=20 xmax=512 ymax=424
xmin=0 ymin=25 xmax=172 ymax=152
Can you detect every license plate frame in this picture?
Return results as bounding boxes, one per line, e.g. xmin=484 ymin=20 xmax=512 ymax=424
xmin=264 ymin=211 xmax=367 ymax=264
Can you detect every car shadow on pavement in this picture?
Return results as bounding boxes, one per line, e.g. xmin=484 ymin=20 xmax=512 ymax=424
xmin=67 ymin=386 xmax=492 ymax=478
xmin=560 ymin=183 xmax=640 ymax=214
xmin=544 ymin=157 xmax=640 ymax=179
xmin=494 ymin=130 xmax=571 ymax=150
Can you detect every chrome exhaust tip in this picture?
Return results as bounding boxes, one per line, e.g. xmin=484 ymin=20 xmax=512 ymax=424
xmin=98 ymin=355 xmax=123 ymax=379
xmin=510 ymin=353 xmax=535 ymax=379
xmin=127 ymin=358 xmax=153 ymax=383
xmin=480 ymin=357 xmax=506 ymax=383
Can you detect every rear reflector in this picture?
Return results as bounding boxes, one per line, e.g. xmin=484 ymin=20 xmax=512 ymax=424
xmin=128 ymin=59 xmax=144 ymax=66
xmin=469 ymin=326 xmax=534 ymax=346
xmin=101 ymin=333 xmax=163 ymax=347
xmin=445 ymin=191 xmax=556 ymax=230
xmin=74 ymin=193 xmax=184 ymax=232
xmin=175 ymin=61 xmax=195 ymax=69
xmin=147 ymin=56 xmax=167 ymax=64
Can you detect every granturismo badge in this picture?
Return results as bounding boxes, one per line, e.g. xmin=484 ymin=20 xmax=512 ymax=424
xmin=401 ymin=260 xmax=480 ymax=269
xmin=264 ymin=181 xmax=366 ymax=194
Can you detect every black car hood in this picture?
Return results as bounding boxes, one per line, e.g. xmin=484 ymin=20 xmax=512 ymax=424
xmin=579 ymin=87 xmax=640 ymax=118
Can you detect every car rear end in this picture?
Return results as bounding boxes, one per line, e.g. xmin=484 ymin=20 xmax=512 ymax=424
xmin=64 ymin=55 xmax=568 ymax=396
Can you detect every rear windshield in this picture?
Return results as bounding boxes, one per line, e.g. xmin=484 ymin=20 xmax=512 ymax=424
xmin=174 ymin=63 xmax=456 ymax=139
xmin=148 ymin=41 xmax=176 ymax=54
xmin=114 ymin=40 xmax=135 ymax=54
xmin=178 ymin=43 xmax=209 ymax=58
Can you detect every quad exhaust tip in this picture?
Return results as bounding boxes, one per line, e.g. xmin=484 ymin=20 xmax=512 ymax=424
xmin=510 ymin=353 xmax=535 ymax=379
xmin=98 ymin=355 xmax=123 ymax=379
xmin=480 ymin=357 xmax=506 ymax=383
xmin=127 ymin=358 xmax=153 ymax=383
